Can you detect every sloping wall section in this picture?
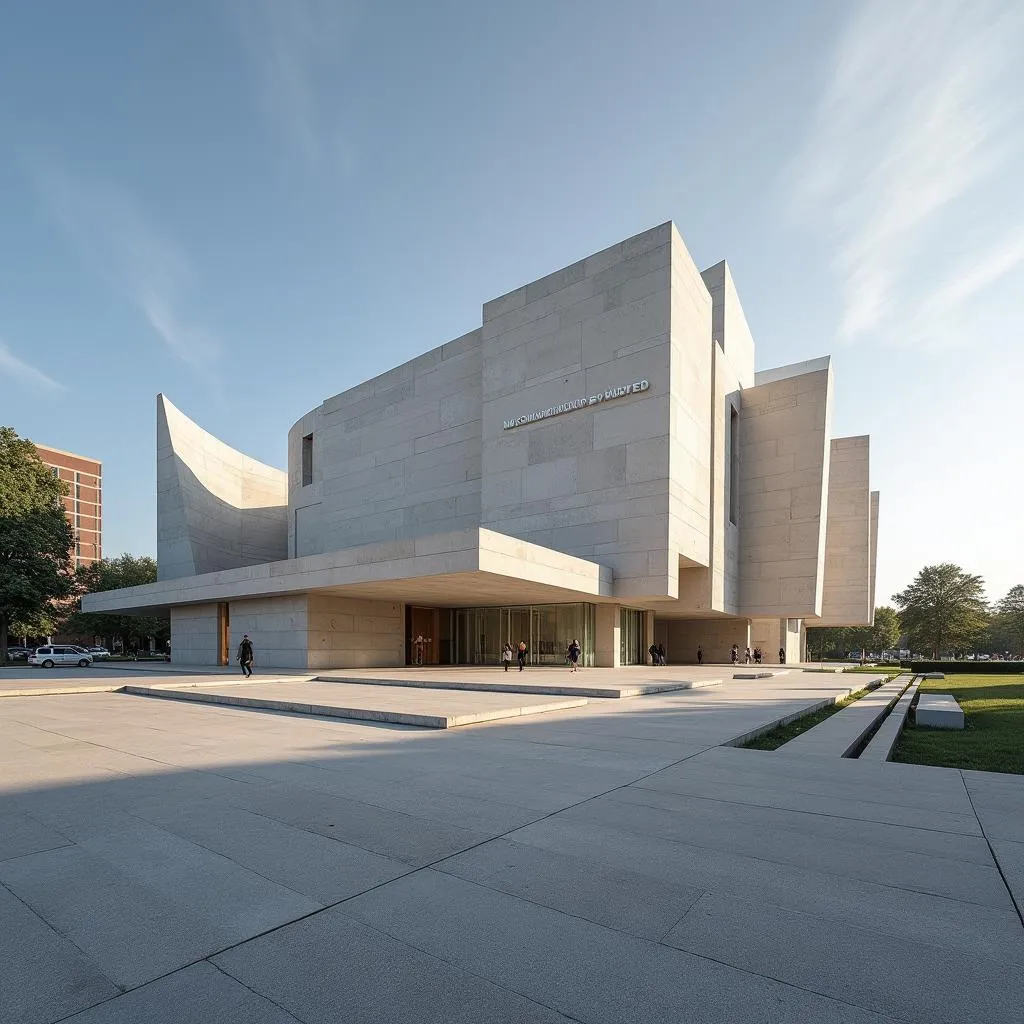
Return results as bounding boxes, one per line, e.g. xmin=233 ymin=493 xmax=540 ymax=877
xmin=157 ymin=395 xmax=288 ymax=580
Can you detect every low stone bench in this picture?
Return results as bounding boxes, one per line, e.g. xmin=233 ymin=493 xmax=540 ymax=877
xmin=915 ymin=693 xmax=964 ymax=729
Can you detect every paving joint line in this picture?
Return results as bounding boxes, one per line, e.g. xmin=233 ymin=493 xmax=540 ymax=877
xmin=959 ymin=769 xmax=1024 ymax=931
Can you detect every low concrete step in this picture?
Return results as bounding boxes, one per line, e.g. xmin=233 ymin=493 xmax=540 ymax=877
xmin=122 ymin=680 xmax=587 ymax=729
xmin=313 ymin=674 xmax=721 ymax=699
xmin=859 ymin=676 xmax=919 ymax=760
xmin=775 ymin=675 xmax=907 ymax=758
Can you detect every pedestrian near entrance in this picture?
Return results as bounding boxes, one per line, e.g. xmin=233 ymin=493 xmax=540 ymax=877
xmin=731 ymin=644 xmax=739 ymax=665
xmin=502 ymin=642 xmax=513 ymax=671
xmin=567 ymin=638 xmax=581 ymax=672
xmin=696 ymin=645 xmax=703 ymax=665
xmin=237 ymin=634 xmax=254 ymax=677
xmin=779 ymin=647 xmax=786 ymax=664
xmin=657 ymin=643 xmax=666 ymax=666
xmin=649 ymin=643 xmax=659 ymax=666
xmin=517 ymin=640 xmax=527 ymax=671
xmin=744 ymin=646 xmax=752 ymax=665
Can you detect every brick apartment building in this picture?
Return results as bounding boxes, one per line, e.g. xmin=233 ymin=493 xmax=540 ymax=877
xmin=35 ymin=444 xmax=103 ymax=568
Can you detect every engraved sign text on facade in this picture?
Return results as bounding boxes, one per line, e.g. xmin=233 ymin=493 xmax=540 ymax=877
xmin=502 ymin=379 xmax=650 ymax=430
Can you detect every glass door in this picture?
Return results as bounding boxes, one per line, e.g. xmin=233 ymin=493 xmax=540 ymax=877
xmin=619 ymin=608 xmax=645 ymax=666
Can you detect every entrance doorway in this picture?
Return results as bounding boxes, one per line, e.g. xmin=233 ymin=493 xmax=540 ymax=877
xmin=217 ymin=602 xmax=229 ymax=666
xmin=406 ymin=606 xmax=439 ymax=665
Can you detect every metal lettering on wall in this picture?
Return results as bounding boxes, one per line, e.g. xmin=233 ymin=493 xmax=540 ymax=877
xmin=502 ymin=379 xmax=650 ymax=430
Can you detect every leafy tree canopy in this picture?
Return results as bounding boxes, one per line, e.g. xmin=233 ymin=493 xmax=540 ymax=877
xmin=893 ymin=563 xmax=988 ymax=657
xmin=995 ymin=584 xmax=1024 ymax=655
xmin=0 ymin=427 xmax=75 ymax=662
xmin=59 ymin=554 xmax=168 ymax=651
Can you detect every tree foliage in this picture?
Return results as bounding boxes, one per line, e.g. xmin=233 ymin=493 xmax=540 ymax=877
xmin=59 ymin=554 xmax=169 ymax=651
xmin=0 ymin=427 xmax=75 ymax=663
xmin=805 ymin=605 xmax=903 ymax=660
xmin=892 ymin=563 xmax=988 ymax=657
xmin=995 ymin=584 xmax=1024 ymax=655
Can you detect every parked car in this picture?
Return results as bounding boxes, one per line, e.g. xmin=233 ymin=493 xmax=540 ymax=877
xmin=5 ymin=646 xmax=32 ymax=661
xmin=87 ymin=646 xmax=111 ymax=659
xmin=28 ymin=646 xmax=94 ymax=668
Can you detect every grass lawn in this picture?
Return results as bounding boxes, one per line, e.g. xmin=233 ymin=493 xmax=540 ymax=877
xmin=743 ymin=686 xmax=874 ymax=751
xmin=892 ymin=674 xmax=1024 ymax=775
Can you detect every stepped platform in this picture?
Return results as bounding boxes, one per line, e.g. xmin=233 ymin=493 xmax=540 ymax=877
xmin=860 ymin=676 xmax=920 ymax=760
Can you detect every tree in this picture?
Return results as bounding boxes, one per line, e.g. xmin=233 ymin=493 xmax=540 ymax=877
xmin=869 ymin=605 xmax=901 ymax=653
xmin=997 ymin=584 xmax=1024 ymax=656
xmin=805 ymin=625 xmax=853 ymax=659
xmin=59 ymin=554 xmax=169 ymax=652
xmin=0 ymin=427 xmax=75 ymax=663
xmin=893 ymin=564 xmax=988 ymax=658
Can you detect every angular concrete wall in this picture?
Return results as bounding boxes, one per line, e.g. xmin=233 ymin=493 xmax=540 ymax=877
xmin=818 ymin=436 xmax=872 ymax=626
xmin=288 ymin=330 xmax=482 ymax=559
xmin=738 ymin=359 xmax=834 ymax=617
xmin=158 ymin=396 xmax=288 ymax=581
xmin=870 ymin=490 xmax=880 ymax=616
xmin=479 ymin=223 xmax=683 ymax=599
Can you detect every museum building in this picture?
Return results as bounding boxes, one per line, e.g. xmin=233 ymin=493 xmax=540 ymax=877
xmin=84 ymin=222 xmax=879 ymax=668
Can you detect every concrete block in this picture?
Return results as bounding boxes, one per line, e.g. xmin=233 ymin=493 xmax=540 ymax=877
xmin=915 ymin=694 xmax=964 ymax=729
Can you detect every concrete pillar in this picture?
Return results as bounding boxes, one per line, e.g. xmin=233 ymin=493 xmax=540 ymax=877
xmin=595 ymin=604 xmax=621 ymax=667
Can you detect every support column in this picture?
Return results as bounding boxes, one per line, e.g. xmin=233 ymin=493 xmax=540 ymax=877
xmin=595 ymin=604 xmax=620 ymax=668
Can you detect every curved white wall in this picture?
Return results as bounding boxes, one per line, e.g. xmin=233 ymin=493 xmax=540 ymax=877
xmin=157 ymin=395 xmax=288 ymax=580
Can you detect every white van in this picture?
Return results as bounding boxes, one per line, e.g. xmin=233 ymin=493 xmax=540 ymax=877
xmin=28 ymin=646 xmax=94 ymax=668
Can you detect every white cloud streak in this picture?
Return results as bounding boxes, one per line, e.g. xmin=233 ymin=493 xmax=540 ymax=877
xmin=35 ymin=171 xmax=221 ymax=370
xmin=791 ymin=0 xmax=1024 ymax=348
xmin=0 ymin=339 xmax=66 ymax=391
xmin=225 ymin=0 xmax=356 ymax=171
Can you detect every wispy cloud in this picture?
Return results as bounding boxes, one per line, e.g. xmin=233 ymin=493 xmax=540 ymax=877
xmin=0 ymin=339 xmax=66 ymax=391
xmin=35 ymin=170 xmax=221 ymax=370
xmin=225 ymin=0 xmax=357 ymax=171
xmin=790 ymin=0 xmax=1024 ymax=348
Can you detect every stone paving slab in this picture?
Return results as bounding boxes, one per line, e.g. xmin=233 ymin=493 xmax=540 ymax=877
xmin=124 ymin=680 xmax=587 ymax=728
xmin=0 ymin=883 xmax=121 ymax=1024
xmin=59 ymin=962 xmax=298 ymax=1024
xmin=212 ymin=908 xmax=577 ymax=1024
xmin=338 ymin=868 xmax=892 ymax=1024
xmin=664 ymin=890 xmax=1024 ymax=1024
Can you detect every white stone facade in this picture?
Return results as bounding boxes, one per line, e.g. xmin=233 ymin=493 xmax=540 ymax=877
xmin=86 ymin=222 xmax=879 ymax=668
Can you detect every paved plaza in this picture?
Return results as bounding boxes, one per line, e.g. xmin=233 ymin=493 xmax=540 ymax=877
xmin=2 ymin=667 xmax=1022 ymax=1023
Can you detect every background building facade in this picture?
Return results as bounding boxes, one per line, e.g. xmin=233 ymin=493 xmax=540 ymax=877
xmin=85 ymin=223 xmax=878 ymax=668
xmin=35 ymin=444 xmax=102 ymax=568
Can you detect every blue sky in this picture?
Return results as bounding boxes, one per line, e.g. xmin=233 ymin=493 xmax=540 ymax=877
xmin=1 ymin=0 xmax=1022 ymax=607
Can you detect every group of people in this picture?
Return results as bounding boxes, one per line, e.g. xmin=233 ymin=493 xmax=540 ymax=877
xmin=501 ymin=640 xmax=532 ymax=672
xmin=730 ymin=644 xmax=786 ymax=665
xmin=648 ymin=642 xmax=668 ymax=666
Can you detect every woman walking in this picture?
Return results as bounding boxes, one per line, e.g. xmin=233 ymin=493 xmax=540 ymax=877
xmin=516 ymin=640 xmax=527 ymax=672
xmin=502 ymin=642 xmax=513 ymax=671
xmin=566 ymin=638 xmax=581 ymax=673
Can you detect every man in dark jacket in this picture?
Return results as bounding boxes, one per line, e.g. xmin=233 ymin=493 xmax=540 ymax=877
xmin=237 ymin=634 xmax=254 ymax=677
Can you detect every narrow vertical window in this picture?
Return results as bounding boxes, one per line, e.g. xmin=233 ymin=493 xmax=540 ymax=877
xmin=301 ymin=433 xmax=314 ymax=486
xmin=729 ymin=405 xmax=739 ymax=526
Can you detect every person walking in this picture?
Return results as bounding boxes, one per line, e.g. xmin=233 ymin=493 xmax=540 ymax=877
xmin=778 ymin=646 xmax=786 ymax=664
xmin=502 ymin=642 xmax=513 ymax=671
xmin=744 ymin=646 xmax=752 ymax=665
xmin=237 ymin=634 xmax=254 ymax=678
xmin=696 ymin=645 xmax=703 ymax=666
xmin=517 ymin=640 xmax=527 ymax=672
xmin=649 ymin=642 xmax=659 ymax=666
xmin=657 ymin=643 xmax=666 ymax=666
xmin=731 ymin=644 xmax=739 ymax=665
xmin=567 ymin=638 xmax=581 ymax=673
xmin=754 ymin=647 xmax=762 ymax=665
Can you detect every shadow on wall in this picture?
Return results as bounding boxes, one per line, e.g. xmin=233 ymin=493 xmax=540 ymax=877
xmin=159 ymin=454 xmax=289 ymax=581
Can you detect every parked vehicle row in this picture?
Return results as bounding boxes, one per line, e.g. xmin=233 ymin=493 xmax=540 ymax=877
xmin=4 ymin=645 xmax=110 ymax=665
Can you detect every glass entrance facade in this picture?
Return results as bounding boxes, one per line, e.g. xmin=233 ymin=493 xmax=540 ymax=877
xmin=619 ymin=607 xmax=645 ymax=665
xmin=450 ymin=603 xmax=596 ymax=666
